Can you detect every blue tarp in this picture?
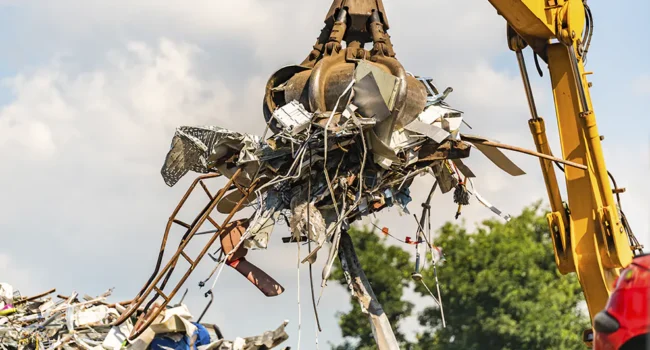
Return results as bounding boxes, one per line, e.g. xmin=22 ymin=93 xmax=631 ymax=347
xmin=150 ymin=323 xmax=211 ymax=350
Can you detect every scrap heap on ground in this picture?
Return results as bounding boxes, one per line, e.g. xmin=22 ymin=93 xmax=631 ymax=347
xmin=0 ymin=284 xmax=289 ymax=349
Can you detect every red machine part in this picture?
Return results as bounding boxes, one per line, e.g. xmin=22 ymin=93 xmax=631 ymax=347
xmin=594 ymin=254 xmax=650 ymax=349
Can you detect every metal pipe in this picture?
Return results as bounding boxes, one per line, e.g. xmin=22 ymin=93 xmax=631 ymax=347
xmin=197 ymin=291 xmax=214 ymax=323
xmin=370 ymin=8 xmax=381 ymax=24
xmin=114 ymin=171 xmax=241 ymax=328
xmin=460 ymin=135 xmax=588 ymax=170
xmin=515 ymin=50 xmax=540 ymax=120
xmin=433 ymin=266 xmax=446 ymax=328
xmin=129 ymin=178 xmax=260 ymax=340
xmin=336 ymin=7 xmax=348 ymax=23
xmin=338 ymin=231 xmax=399 ymax=350
xmin=567 ymin=44 xmax=618 ymax=211
xmin=567 ymin=45 xmax=590 ymax=114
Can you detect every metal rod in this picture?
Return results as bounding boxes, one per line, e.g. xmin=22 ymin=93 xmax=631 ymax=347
xmin=434 ymin=266 xmax=446 ymax=328
xmin=338 ymin=231 xmax=399 ymax=350
xmin=14 ymin=289 xmax=56 ymax=304
xmin=113 ymin=172 xmax=239 ymax=328
xmin=461 ymin=136 xmax=588 ymax=170
xmin=128 ymin=178 xmax=259 ymax=339
xmin=178 ymin=289 xmax=188 ymax=306
xmin=336 ymin=7 xmax=348 ymax=23
xmin=515 ymin=50 xmax=540 ymax=120
xmin=126 ymin=173 xmax=221 ymax=315
xmin=197 ymin=291 xmax=214 ymax=323
xmin=567 ymin=45 xmax=591 ymax=114
xmin=414 ymin=182 xmax=437 ymax=277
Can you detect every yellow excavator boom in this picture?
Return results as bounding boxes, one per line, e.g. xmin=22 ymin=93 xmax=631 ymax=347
xmin=487 ymin=0 xmax=637 ymax=343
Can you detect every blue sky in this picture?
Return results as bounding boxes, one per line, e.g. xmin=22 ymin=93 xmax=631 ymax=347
xmin=0 ymin=0 xmax=648 ymax=348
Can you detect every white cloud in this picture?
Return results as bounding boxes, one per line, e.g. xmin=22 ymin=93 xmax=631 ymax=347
xmin=0 ymin=254 xmax=41 ymax=296
xmin=0 ymin=0 xmax=648 ymax=347
xmin=631 ymin=74 xmax=650 ymax=96
xmin=0 ymin=38 xmax=240 ymax=266
xmin=24 ymin=0 xmax=274 ymax=39
xmin=0 ymin=38 xmax=237 ymax=162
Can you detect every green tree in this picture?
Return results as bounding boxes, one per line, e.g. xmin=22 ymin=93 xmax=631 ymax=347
xmin=330 ymin=225 xmax=415 ymax=350
xmin=416 ymin=203 xmax=590 ymax=349
xmin=332 ymin=203 xmax=590 ymax=350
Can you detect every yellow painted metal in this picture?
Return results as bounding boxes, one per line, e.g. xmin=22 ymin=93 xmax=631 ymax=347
xmin=488 ymin=0 xmax=556 ymax=38
xmin=546 ymin=43 xmax=624 ymax=320
xmin=487 ymin=0 xmax=634 ymax=324
xmin=528 ymin=118 xmax=564 ymax=215
xmin=528 ymin=118 xmax=575 ymax=274
xmin=488 ymin=0 xmax=559 ymax=60
xmin=555 ymin=0 xmax=585 ymax=44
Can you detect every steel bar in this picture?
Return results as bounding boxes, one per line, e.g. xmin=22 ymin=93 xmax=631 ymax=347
xmin=124 ymin=173 xmax=222 ymax=316
xmin=112 ymin=172 xmax=235 ymax=327
xmin=14 ymin=289 xmax=56 ymax=304
xmin=199 ymin=180 xmax=214 ymax=200
xmin=338 ymin=231 xmax=399 ymax=350
xmin=123 ymin=173 xmax=259 ymax=340
xmin=461 ymin=135 xmax=588 ymax=170
xmin=515 ymin=50 xmax=540 ymax=120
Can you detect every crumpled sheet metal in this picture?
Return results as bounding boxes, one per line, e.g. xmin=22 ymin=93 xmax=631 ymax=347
xmin=150 ymin=304 xmax=196 ymax=336
xmin=0 ymin=285 xmax=123 ymax=349
xmin=0 ymin=283 xmax=14 ymax=310
xmin=103 ymin=321 xmax=134 ymax=349
xmin=243 ymin=191 xmax=284 ymax=250
xmin=272 ymin=100 xmax=313 ymax=135
xmin=157 ymin=61 xmax=523 ymax=299
xmin=161 ymin=126 xmax=262 ymax=187
xmin=202 ymin=321 xmax=289 ymax=350
xmin=0 ymin=283 xmax=285 ymax=350
xmin=130 ymin=304 xmax=198 ymax=350
xmin=461 ymin=134 xmax=526 ymax=176
xmin=290 ymin=201 xmax=326 ymax=244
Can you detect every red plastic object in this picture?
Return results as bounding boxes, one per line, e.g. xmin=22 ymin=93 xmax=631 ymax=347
xmin=594 ymin=254 xmax=650 ymax=349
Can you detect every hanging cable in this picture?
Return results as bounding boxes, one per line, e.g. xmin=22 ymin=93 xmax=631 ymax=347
xmin=582 ymin=3 xmax=594 ymax=64
xmin=323 ymin=80 xmax=356 ymax=216
xmin=533 ymin=52 xmax=544 ymax=78
xmin=419 ymin=280 xmax=441 ymax=308
xmin=432 ymin=265 xmax=446 ymax=328
xmin=307 ymin=143 xmax=323 ymax=332
xmin=296 ymin=225 xmax=302 ymax=350
xmin=606 ymin=171 xmax=643 ymax=254
xmin=371 ymin=222 xmax=410 ymax=245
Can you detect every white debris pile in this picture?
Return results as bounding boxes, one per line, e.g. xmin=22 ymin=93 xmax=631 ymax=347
xmin=0 ymin=284 xmax=289 ymax=350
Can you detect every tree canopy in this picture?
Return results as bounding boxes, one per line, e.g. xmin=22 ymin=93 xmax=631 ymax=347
xmin=331 ymin=203 xmax=590 ymax=350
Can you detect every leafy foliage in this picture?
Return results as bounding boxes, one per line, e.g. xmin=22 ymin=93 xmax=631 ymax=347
xmin=332 ymin=203 xmax=590 ymax=350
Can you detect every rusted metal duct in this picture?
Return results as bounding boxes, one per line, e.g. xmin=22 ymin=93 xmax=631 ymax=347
xmin=263 ymin=0 xmax=427 ymax=143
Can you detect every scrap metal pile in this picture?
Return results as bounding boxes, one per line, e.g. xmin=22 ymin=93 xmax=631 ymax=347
xmin=0 ymin=284 xmax=289 ymax=350
xmin=161 ymin=70 xmax=489 ymax=278
xmin=159 ymin=2 xmax=524 ymax=290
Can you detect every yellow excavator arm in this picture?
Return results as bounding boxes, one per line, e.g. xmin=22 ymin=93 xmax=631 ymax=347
xmin=487 ymin=0 xmax=640 ymax=343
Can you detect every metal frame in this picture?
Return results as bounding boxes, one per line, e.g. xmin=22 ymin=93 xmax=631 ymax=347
xmin=112 ymin=169 xmax=258 ymax=340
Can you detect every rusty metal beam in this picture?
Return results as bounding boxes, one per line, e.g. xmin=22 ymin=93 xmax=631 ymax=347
xmin=338 ymin=231 xmax=399 ymax=350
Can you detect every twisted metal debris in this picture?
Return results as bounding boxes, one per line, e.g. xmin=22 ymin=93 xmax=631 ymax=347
xmin=109 ymin=0 xmax=536 ymax=347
